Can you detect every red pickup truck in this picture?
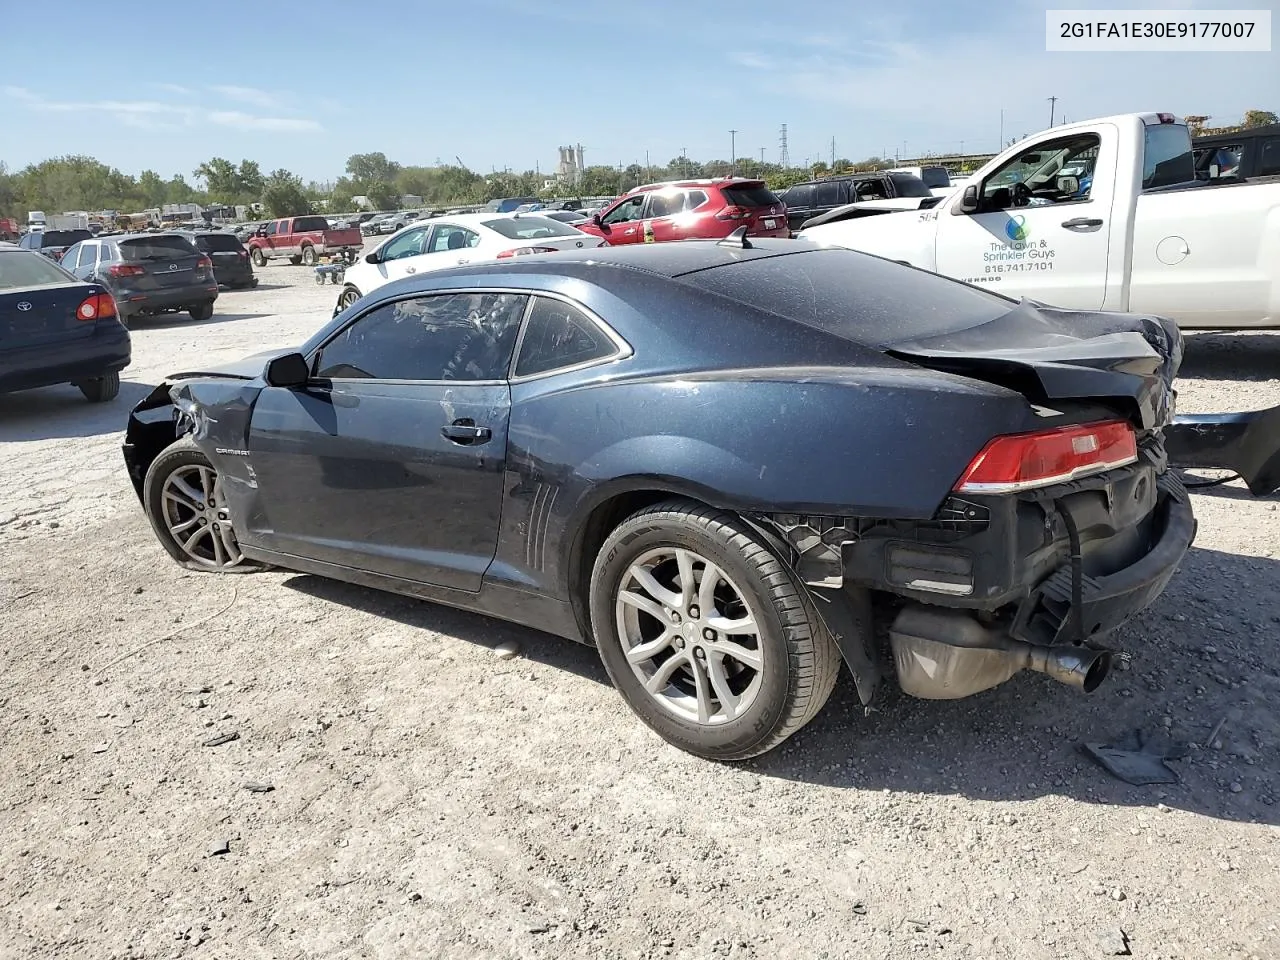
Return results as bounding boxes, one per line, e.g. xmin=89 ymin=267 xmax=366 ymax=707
xmin=246 ymin=215 xmax=362 ymax=267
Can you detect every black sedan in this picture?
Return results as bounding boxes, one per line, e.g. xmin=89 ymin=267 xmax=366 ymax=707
xmin=122 ymin=238 xmax=1195 ymax=759
xmin=1 ymin=244 xmax=130 ymax=402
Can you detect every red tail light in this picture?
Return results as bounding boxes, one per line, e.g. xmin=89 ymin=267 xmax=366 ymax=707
xmin=108 ymin=263 xmax=145 ymax=278
xmin=495 ymin=246 xmax=560 ymax=258
xmin=196 ymin=255 xmax=213 ymax=269
xmin=75 ymin=292 xmax=117 ymax=322
xmin=953 ymin=421 xmax=1137 ymax=494
xmin=715 ymin=205 xmax=752 ymax=221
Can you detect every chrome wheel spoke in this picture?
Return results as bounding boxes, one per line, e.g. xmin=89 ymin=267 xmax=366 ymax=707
xmin=197 ymin=466 xmax=215 ymax=504
xmin=217 ymin=524 xmax=241 ymax=564
xmin=618 ymin=589 xmax=669 ymax=625
xmin=689 ymin=656 xmax=713 ymax=724
xmin=644 ymin=651 xmax=690 ymax=694
xmin=706 ymin=639 xmax=761 ymax=671
xmin=169 ymin=515 xmax=200 ymax=535
xmin=697 ymin=561 xmax=722 ymax=615
xmin=182 ymin=526 xmax=210 ymax=553
xmin=169 ymin=475 xmax=204 ymax=507
xmin=625 ymin=629 xmax=675 ymax=664
xmin=674 ymin=548 xmax=695 ymax=610
xmin=707 ymin=613 xmax=757 ymax=636
xmin=705 ymin=653 xmax=740 ymax=721
xmin=627 ymin=563 xmax=682 ymax=610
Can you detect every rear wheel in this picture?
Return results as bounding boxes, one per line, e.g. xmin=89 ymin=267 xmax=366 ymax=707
xmin=188 ymin=302 xmax=214 ymax=321
xmin=589 ymin=500 xmax=841 ymax=760
xmin=250 ymin=247 xmax=266 ymax=267
xmin=142 ymin=437 xmax=259 ymax=573
xmin=75 ymin=371 xmax=120 ymax=403
xmin=337 ymin=287 xmax=361 ymax=311
xmin=301 ymin=245 xmax=317 ymax=266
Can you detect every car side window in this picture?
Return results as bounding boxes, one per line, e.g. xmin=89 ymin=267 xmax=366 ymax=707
xmin=814 ymin=182 xmax=842 ymax=207
xmin=381 ymin=227 xmax=430 ymax=261
xmin=62 ymin=243 xmax=83 ymax=269
xmin=514 ymin=297 xmax=618 ymax=378
xmin=980 ymin=134 xmax=1100 ymax=211
xmin=854 ymin=179 xmax=889 ymax=201
xmin=1259 ymin=138 xmax=1280 ymax=177
xmin=75 ymin=244 xmax=97 ymax=271
xmin=646 ymin=191 xmax=684 ymax=219
xmin=685 ymin=190 xmax=708 ymax=209
xmin=315 ymin=292 xmax=528 ymax=382
xmin=428 ymin=225 xmax=480 ymax=253
xmin=18 ymin=234 xmax=33 ymax=249
xmin=602 ymin=196 xmax=644 ymax=224
xmin=263 ymin=221 xmax=278 ymax=236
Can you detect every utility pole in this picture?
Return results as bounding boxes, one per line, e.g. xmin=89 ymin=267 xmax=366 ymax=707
xmin=831 ymin=136 xmax=836 ymax=168
xmin=729 ymin=129 xmax=738 ymax=176
xmin=760 ymin=147 xmax=765 ymax=164
xmin=1048 ymin=96 xmax=1058 ymax=126
xmin=999 ymin=108 xmax=1004 ymax=152
xmin=645 ymin=150 xmax=650 ymax=182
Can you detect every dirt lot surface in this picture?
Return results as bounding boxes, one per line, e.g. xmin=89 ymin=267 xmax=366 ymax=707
xmin=2 ymin=260 xmax=1278 ymax=960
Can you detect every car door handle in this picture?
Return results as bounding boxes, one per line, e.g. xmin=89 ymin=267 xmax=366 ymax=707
xmin=456 ymin=258 xmax=470 ymax=264
xmin=405 ymin=266 xmax=416 ymax=273
xmin=1061 ymin=217 xmax=1104 ymax=229
xmin=623 ymin=228 xmax=635 ymax=235
xmin=441 ymin=420 xmax=491 ymax=444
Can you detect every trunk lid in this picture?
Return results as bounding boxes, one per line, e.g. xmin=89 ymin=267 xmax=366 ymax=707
xmin=1 ymin=282 xmax=100 ymax=349
xmin=884 ymin=302 xmax=1180 ymax=432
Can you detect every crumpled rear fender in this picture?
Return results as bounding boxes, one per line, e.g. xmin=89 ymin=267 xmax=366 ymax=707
xmin=1165 ymin=403 xmax=1280 ymax=495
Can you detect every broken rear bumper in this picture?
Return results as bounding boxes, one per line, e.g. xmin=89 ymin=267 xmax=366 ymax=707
xmin=1165 ymin=405 xmax=1280 ymax=495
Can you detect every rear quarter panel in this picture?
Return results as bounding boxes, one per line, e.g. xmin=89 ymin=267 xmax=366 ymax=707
xmin=496 ymin=366 xmax=1034 ymax=601
xmin=1130 ymin=181 xmax=1280 ymax=328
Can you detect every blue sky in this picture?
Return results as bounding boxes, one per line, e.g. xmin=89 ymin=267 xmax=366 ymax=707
xmin=1 ymin=0 xmax=1275 ymax=182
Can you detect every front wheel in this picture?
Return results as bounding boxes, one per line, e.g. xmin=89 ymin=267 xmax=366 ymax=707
xmin=589 ymin=500 xmax=841 ymax=760
xmin=142 ymin=437 xmax=259 ymax=573
xmin=301 ymin=246 xmax=316 ymax=266
xmin=250 ymin=247 xmax=266 ymax=267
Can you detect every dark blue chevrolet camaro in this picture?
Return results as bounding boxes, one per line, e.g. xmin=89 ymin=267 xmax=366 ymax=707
xmin=122 ymin=239 xmax=1195 ymax=759
xmin=0 ymin=244 xmax=130 ymax=402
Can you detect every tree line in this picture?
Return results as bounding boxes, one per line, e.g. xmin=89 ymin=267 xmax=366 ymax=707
xmin=0 ymin=150 xmax=897 ymax=222
xmin=3 ymin=109 xmax=1272 ymax=222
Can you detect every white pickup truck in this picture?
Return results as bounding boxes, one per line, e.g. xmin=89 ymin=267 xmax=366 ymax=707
xmin=800 ymin=113 xmax=1280 ymax=329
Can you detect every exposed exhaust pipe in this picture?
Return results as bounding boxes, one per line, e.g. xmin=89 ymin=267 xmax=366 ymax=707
xmin=890 ymin=605 xmax=1112 ymax=700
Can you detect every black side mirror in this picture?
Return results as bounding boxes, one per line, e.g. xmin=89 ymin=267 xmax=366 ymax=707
xmin=957 ymin=185 xmax=980 ymax=214
xmin=364 ymin=251 xmax=380 ymax=264
xmin=264 ymin=352 xmax=310 ymax=388
xmin=591 ymin=213 xmax=603 ymax=226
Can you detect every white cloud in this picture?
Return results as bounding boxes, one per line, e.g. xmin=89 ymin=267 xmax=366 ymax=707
xmin=728 ymin=51 xmax=772 ymax=70
xmin=207 ymin=110 xmax=322 ymax=132
xmin=155 ymin=83 xmax=192 ymax=95
xmin=210 ymin=85 xmax=279 ymax=108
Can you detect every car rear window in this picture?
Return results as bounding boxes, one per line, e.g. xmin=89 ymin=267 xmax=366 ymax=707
xmin=195 ymin=233 xmax=243 ymax=252
xmin=720 ymin=183 xmax=780 ymax=207
xmin=918 ymin=167 xmax=951 ymax=189
xmin=482 ymin=217 xmax=582 ymax=240
xmin=292 ymin=216 xmax=330 ymax=232
xmin=41 ymin=230 xmax=92 ymax=247
xmin=0 ymin=250 xmax=76 ymax=289
xmin=888 ymin=174 xmax=934 ymax=198
xmin=682 ymin=249 xmax=1013 ymax=346
xmin=119 ymin=236 xmax=200 ymax=260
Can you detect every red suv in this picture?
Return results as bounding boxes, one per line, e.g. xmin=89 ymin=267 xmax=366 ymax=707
xmin=577 ymin=178 xmax=788 ymax=245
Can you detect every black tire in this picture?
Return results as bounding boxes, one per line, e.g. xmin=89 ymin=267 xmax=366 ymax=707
xmin=288 ymin=254 xmax=302 ymax=265
xmin=142 ymin=437 xmax=260 ymax=573
xmin=251 ymin=247 xmax=266 ymax=267
xmin=75 ymin=370 xmax=120 ymax=403
xmin=337 ymin=286 xmax=361 ymax=311
xmin=589 ymin=499 xmax=841 ymax=760
xmin=301 ymin=245 xmax=316 ymax=266
xmin=188 ymin=302 xmax=214 ymax=322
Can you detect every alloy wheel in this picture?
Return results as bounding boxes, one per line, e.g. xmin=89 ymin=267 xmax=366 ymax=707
xmin=614 ymin=547 xmax=763 ymax=725
xmin=159 ymin=463 xmax=245 ymax=569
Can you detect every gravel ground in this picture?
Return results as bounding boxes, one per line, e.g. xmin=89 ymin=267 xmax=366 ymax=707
xmin=1 ymin=259 xmax=1278 ymax=960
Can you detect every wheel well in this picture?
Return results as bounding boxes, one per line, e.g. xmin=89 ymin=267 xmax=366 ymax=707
xmin=567 ymin=490 xmax=689 ymax=641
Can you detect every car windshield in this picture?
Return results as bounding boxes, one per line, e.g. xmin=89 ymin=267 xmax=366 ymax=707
xmin=41 ymin=230 xmax=92 ymax=247
xmin=918 ymin=167 xmax=951 ymax=188
xmin=721 ymin=183 xmax=779 ymax=207
xmin=888 ymin=174 xmax=934 ymax=198
xmin=119 ymin=236 xmax=199 ymax=260
xmin=195 ymin=233 xmax=242 ymax=252
xmin=682 ymin=249 xmax=1013 ymax=346
xmin=292 ymin=216 xmax=330 ymax=232
xmin=482 ymin=217 xmax=581 ymax=240
xmin=0 ymin=250 xmax=75 ymax=289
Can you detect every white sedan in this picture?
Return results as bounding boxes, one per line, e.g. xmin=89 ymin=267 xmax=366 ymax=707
xmin=337 ymin=213 xmax=606 ymax=310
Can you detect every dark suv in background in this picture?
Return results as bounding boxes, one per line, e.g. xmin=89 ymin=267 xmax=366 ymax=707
xmin=60 ymin=234 xmax=219 ymax=325
xmin=18 ymin=229 xmax=94 ymax=262
xmin=174 ymin=231 xmax=256 ymax=289
xmin=777 ymin=172 xmax=934 ymax=230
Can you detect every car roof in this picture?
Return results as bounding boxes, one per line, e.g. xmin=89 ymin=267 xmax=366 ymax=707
xmin=631 ymin=177 xmax=761 ymax=193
